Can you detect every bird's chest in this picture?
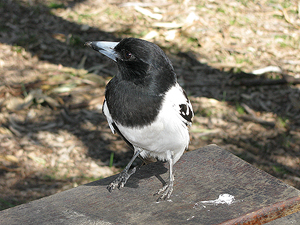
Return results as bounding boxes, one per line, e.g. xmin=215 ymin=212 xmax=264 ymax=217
xmin=105 ymin=80 xmax=162 ymax=128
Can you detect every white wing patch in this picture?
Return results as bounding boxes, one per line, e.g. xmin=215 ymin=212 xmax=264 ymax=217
xmin=102 ymin=99 xmax=115 ymax=134
xmin=165 ymin=83 xmax=194 ymax=127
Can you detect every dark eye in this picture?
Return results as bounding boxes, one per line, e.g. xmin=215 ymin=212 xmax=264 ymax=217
xmin=124 ymin=50 xmax=132 ymax=60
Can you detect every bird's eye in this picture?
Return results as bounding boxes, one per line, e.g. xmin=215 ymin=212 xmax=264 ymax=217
xmin=124 ymin=50 xmax=132 ymax=60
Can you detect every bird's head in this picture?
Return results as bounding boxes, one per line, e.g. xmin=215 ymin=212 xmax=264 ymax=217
xmin=85 ymin=38 xmax=176 ymax=87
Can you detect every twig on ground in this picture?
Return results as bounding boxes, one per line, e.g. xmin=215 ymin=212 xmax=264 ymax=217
xmin=252 ymin=66 xmax=282 ymax=75
xmin=281 ymin=8 xmax=300 ymax=29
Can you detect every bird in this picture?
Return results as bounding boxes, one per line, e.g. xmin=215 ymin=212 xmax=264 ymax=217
xmin=85 ymin=38 xmax=193 ymax=201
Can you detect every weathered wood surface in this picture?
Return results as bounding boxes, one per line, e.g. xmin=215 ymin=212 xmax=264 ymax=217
xmin=1 ymin=144 xmax=300 ymax=225
xmin=266 ymin=211 xmax=300 ymax=225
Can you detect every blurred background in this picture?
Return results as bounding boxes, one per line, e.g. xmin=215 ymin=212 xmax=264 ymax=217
xmin=1 ymin=0 xmax=300 ymax=210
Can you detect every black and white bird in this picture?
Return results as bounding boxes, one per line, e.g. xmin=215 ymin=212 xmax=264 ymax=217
xmin=85 ymin=38 xmax=193 ymax=200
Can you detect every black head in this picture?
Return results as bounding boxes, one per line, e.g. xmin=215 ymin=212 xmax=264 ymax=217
xmin=86 ymin=38 xmax=176 ymax=91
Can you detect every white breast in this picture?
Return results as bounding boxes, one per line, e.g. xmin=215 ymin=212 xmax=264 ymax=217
xmin=105 ymin=83 xmax=192 ymax=164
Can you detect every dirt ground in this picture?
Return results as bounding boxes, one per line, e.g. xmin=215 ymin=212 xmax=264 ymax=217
xmin=1 ymin=0 xmax=300 ymax=210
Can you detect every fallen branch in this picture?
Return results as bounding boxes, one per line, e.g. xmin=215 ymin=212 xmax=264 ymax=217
xmin=239 ymin=104 xmax=275 ymax=127
xmin=234 ymin=75 xmax=300 ymax=87
xmin=239 ymin=115 xmax=275 ymax=127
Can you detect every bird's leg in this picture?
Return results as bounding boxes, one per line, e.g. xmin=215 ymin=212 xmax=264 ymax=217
xmin=155 ymin=151 xmax=174 ymax=201
xmin=107 ymin=149 xmax=141 ymax=192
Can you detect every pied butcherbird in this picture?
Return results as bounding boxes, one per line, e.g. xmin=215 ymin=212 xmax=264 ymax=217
xmin=85 ymin=38 xmax=193 ymax=200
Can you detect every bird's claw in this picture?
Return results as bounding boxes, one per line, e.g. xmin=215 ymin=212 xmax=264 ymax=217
xmin=154 ymin=183 xmax=173 ymax=202
xmin=107 ymin=167 xmax=137 ymax=192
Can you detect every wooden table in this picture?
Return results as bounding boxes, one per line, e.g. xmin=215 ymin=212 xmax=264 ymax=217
xmin=1 ymin=144 xmax=300 ymax=224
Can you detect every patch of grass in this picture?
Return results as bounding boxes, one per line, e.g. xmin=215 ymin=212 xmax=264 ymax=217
xmin=109 ymin=152 xmax=114 ymax=167
xmin=21 ymin=83 xmax=28 ymax=97
xmin=273 ymin=14 xmax=283 ymax=20
xmin=216 ymin=7 xmax=225 ymax=13
xmin=200 ymin=136 xmax=210 ymax=140
xmin=186 ymin=37 xmax=200 ymax=47
xmin=48 ymin=2 xmax=65 ymax=9
xmin=196 ymin=4 xmax=205 ymax=9
xmin=236 ymin=0 xmax=250 ymax=7
xmin=275 ymin=34 xmax=288 ymax=40
xmin=0 ymin=198 xmax=16 ymax=211
xmin=77 ymin=13 xmax=93 ymax=23
xmin=215 ymin=54 xmax=227 ymax=63
xmin=229 ymin=18 xmax=236 ymax=25
xmin=195 ymin=108 xmax=213 ymax=117
xmin=235 ymin=56 xmax=247 ymax=64
xmin=230 ymin=34 xmax=241 ymax=40
xmin=277 ymin=116 xmax=289 ymax=128
xmin=130 ymin=30 xmax=148 ymax=39
xmin=236 ymin=103 xmax=245 ymax=114
xmin=279 ymin=42 xmax=289 ymax=48
xmin=222 ymin=91 xmax=227 ymax=102
xmin=288 ymin=9 xmax=298 ymax=15
xmin=272 ymin=165 xmax=289 ymax=174
xmin=69 ymin=34 xmax=84 ymax=47
xmin=187 ymin=37 xmax=198 ymax=43
xmin=12 ymin=45 xmax=23 ymax=53
xmin=268 ymin=0 xmax=292 ymax=9
xmin=244 ymin=17 xmax=251 ymax=24
xmin=275 ymin=34 xmax=299 ymax=49
xmin=268 ymin=0 xmax=279 ymax=3
xmin=281 ymin=0 xmax=292 ymax=9
xmin=104 ymin=7 xmax=122 ymax=19
xmin=67 ymin=14 xmax=74 ymax=20
xmin=268 ymin=73 xmax=282 ymax=80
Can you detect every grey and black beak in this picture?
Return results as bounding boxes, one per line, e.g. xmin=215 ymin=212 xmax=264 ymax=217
xmin=85 ymin=41 xmax=119 ymax=62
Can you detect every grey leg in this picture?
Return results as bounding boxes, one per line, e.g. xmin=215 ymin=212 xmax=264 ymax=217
xmin=107 ymin=149 xmax=141 ymax=192
xmin=155 ymin=151 xmax=174 ymax=201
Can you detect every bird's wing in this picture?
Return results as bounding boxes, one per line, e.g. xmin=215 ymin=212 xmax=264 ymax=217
xmin=102 ymin=99 xmax=134 ymax=149
xmin=102 ymin=99 xmax=116 ymax=134
xmin=166 ymin=83 xmax=194 ymax=127
xmin=179 ymin=89 xmax=194 ymax=126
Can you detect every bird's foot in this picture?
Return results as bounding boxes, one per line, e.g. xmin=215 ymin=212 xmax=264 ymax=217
xmin=154 ymin=182 xmax=173 ymax=201
xmin=107 ymin=167 xmax=136 ymax=192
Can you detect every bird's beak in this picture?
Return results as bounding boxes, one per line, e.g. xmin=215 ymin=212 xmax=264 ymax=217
xmin=85 ymin=41 xmax=119 ymax=62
